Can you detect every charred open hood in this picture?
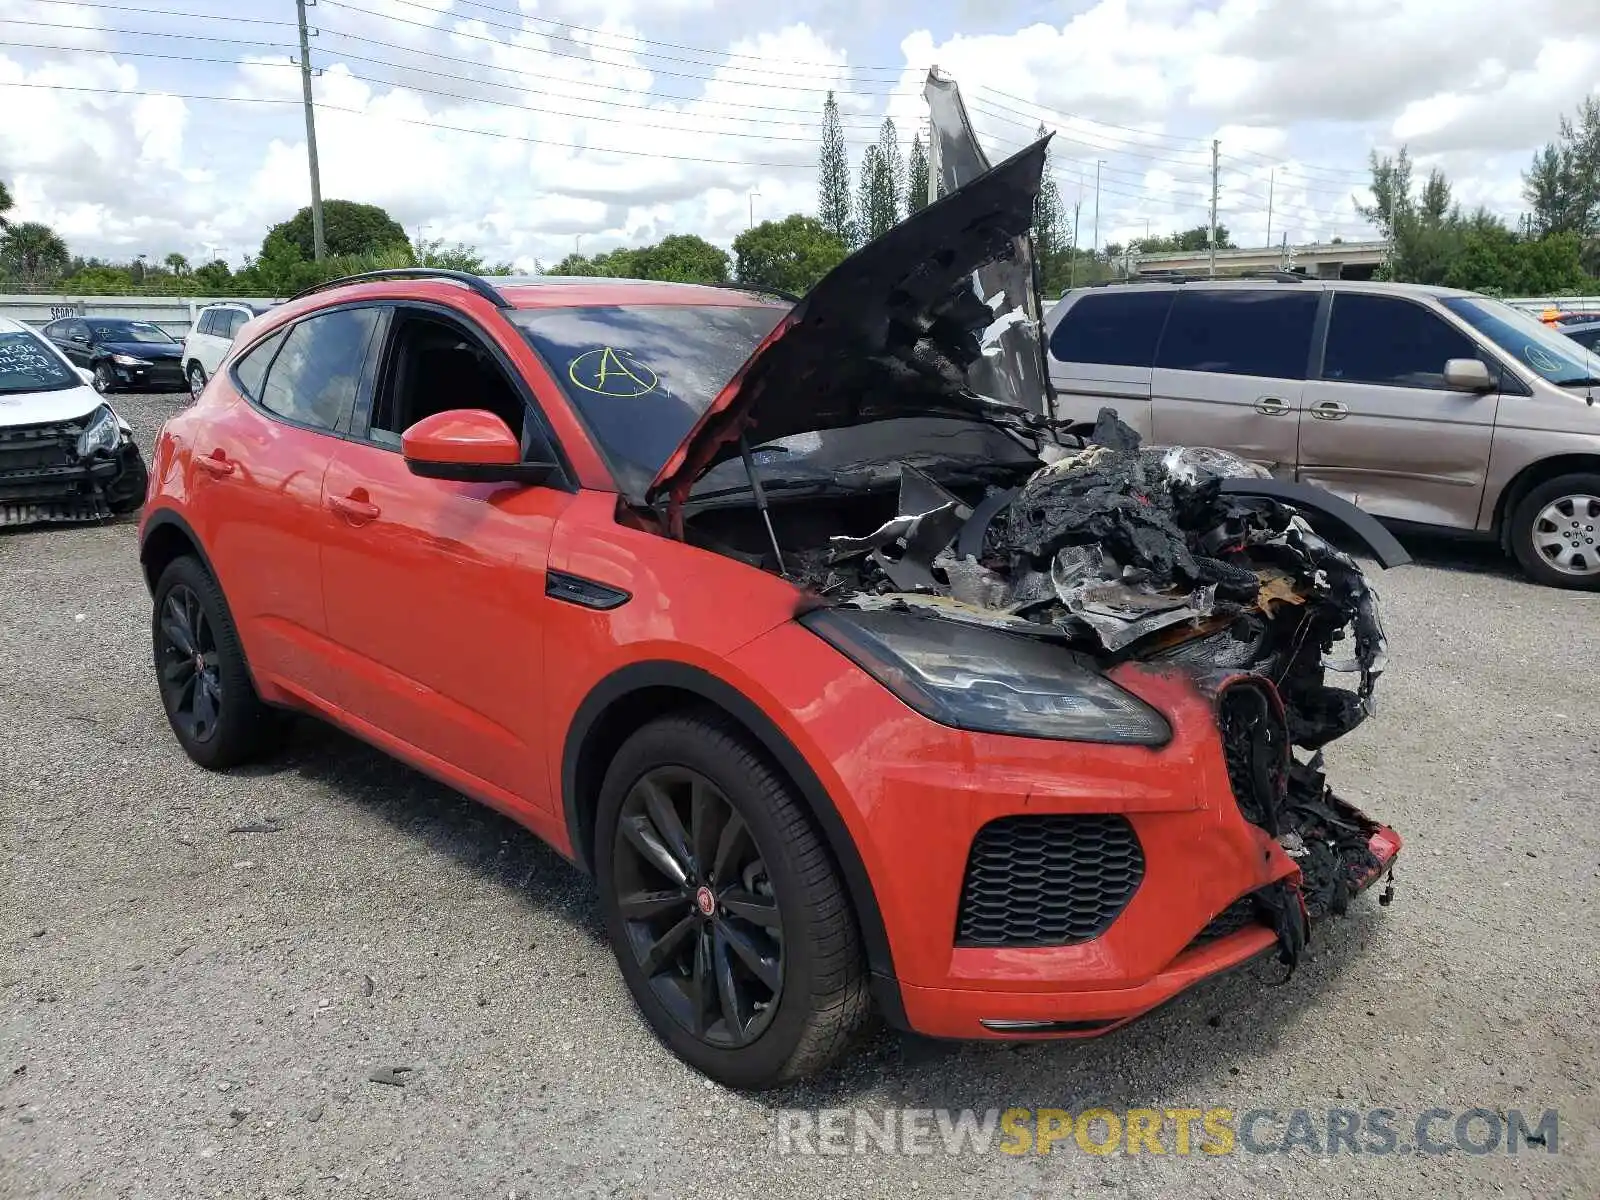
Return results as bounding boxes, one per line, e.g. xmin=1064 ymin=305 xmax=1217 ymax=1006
xmin=647 ymin=133 xmax=1051 ymax=517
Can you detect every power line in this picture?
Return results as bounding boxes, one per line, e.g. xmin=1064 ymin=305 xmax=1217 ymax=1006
xmin=321 ymin=0 xmax=910 ymax=89
xmin=19 ymin=0 xmax=298 ymax=25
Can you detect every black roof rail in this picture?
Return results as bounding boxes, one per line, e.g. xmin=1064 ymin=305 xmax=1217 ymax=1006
xmin=289 ymin=267 xmax=509 ymax=307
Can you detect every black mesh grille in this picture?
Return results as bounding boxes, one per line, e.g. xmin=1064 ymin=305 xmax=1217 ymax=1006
xmin=1217 ymin=680 xmax=1288 ymax=832
xmin=956 ymin=814 xmax=1144 ymax=947
xmin=1184 ymin=894 xmax=1265 ymax=952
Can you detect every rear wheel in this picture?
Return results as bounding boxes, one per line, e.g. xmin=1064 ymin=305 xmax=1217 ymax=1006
xmin=1510 ymin=473 xmax=1600 ymax=589
xmin=187 ymin=362 xmax=207 ymax=400
xmin=595 ymin=713 xmax=869 ymax=1089
xmin=151 ymin=555 xmax=280 ymax=768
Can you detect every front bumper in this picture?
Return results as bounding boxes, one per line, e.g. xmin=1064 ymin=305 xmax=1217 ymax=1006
xmin=729 ymin=624 xmax=1402 ymax=1041
xmin=106 ymin=359 xmax=186 ymax=391
xmin=0 ymin=418 xmax=148 ymax=526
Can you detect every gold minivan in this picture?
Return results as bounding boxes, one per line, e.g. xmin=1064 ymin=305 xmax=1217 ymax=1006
xmin=1044 ymin=278 xmax=1600 ymax=588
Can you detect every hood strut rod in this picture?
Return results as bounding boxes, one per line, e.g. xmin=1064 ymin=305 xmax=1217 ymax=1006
xmin=738 ymin=433 xmax=788 ymax=578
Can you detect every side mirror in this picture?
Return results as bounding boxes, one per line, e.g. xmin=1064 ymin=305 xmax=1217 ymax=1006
xmin=76 ymin=367 xmax=94 ymax=386
xmin=401 ymin=409 xmax=556 ymax=485
xmin=1443 ymin=358 xmax=1494 ymax=392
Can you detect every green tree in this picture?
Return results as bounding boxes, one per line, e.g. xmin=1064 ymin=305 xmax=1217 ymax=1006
xmin=191 ymin=259 xmax=234 ymax=293
xmin=163 ymin=251 xmax=189 ymax=276
xmin=549 ymin=252 xmax=599 ymax=276
xmin=413 ymin=236 xmax=513 ymax=274
xmin=0 ymin=221 xmax=70 ymax=287
xmin=907 ymin=131 xmax=930 ymax=215
xmin=876 ymin=117 xmax=904 ymax=223
xmin=818 ymin=91 xmax=853 ymax=246
xmin=732 ymin=214 xmax=846 ymax=294
xmin=0 ymin=178 xmax=12 ymax=231
xmin=632 ymin=234 xmax=729 ymax=284
xmin=856 ymin=145 xmax=898 ymax=243
xmin=1523 ymin=96 xmax=1600 ymax=238
xmin=261 ymin=200 xmax=409 ymax=261
xmin=1134 ymin=225 xmax=1235 ymax=254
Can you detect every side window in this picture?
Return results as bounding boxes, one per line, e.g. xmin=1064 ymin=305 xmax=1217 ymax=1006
xmin=1323 ymin=294 xmax=1479 ymax=389
xmin=67 ymin=319 xmax=89 ymax=341
xmin=367 ymin=312 xmax=530 ymax=452
xmin=1155 ymin=290 xmax=1320 ymax=379
xmin=42 ymin=320 xmax=64 ymax=340
xmin=196 ymin=310 xmax=218 ymax=337
xmin=232 ymin=330 xmax=286 ymax=401
xmin=225 ymin=311 xmax=249 ymax=338
xmin=1049 ymin=291 xmax=1175 ymax=367
xmin=257 ymin=308 xmax=380 ymax=432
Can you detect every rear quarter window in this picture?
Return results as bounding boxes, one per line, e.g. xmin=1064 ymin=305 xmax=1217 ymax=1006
xmin=1049 ymin=290 xmax=1175 ymax=368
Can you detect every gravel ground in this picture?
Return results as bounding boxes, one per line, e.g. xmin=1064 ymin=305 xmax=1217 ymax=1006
xmin=2 ymin=390 xmax=1597 ymax=1199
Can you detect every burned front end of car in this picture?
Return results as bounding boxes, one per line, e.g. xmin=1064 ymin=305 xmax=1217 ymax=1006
xmin=0 ymin=405 xmax=148 ymax=527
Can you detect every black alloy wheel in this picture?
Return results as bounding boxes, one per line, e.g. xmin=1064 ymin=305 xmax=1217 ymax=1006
xmin=612 ymin=765 xmax=784 ymax=1048
xmin=595 ymin=714 xmax=869 ymax=1089
xmin=150 ymin=555 xmax=280 ymax=769
xmin=156 ymin=582 xmax=224 ymax=744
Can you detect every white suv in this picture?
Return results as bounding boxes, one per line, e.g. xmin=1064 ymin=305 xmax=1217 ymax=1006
xmin=181 ymin=303 xmax=272 ymax=398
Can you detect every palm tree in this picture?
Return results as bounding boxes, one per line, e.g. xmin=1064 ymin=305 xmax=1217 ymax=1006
xmin=164 ymin=251 xmax=189 ymax=276
xmin=0 ymin=178 xmax=12 ymax=230
xmin=0 ymin=221 xmax=71 ymax=288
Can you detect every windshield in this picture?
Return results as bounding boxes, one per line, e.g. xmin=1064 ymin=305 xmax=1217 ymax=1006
xmin=513 ymin=303 xmax=786 ymax=497
xmin=1441 ymin=296 xmax=1599 ymax=386
xmin=0 ymin=329 xmax=79 ymax=395
xmin=91 ymin=320 xmax=175 ymax=344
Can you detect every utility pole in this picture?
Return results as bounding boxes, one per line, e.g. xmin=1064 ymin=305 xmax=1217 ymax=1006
xmin=1069 ymin=197 xmax=1082 ymax=290
xmin=1265 ymin=168 xmax=1274 ymax=249
xmin=748 ymin=191 xmax=760 ymax=230
xmin=295 ymin=0 xmax=326 ymax=261
xmin=1092 ymin=160 xmax=1104 ymax=258
xmin=1208 ymin=138 xmax=1220 ymax=277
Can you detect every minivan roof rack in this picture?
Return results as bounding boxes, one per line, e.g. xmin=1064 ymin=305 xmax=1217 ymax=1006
xmin=289 ymin=267 xmax=509 ymax=307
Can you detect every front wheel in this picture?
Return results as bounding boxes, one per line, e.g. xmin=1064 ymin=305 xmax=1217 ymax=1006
xmin=595 ymin=713 xmax=869 ymax=1089
xmin=92 ymin=362 xmax=114 ymax=393
xmin=187 ymin=362 xmax=207 ymax=400
xmin=152 ymin=555 xmax=280 ymax=768
xmin=1510 ymin=473 xmax=1600 ymax=589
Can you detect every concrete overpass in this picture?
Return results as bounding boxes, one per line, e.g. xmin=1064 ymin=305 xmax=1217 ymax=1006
xmin=1127 ymin=239 xmax=1388 ymax=280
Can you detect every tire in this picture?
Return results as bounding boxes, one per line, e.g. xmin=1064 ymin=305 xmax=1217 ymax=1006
xmin=187 ymin=362 xmax=207 ymax=400
xmin=1509 ymin=473 xmax=1600 ymax=590
xmin=595 ymin=712 xmax=869 ymax=1089
xmin=92 ymin=362 xmax=114 ymax=393
xmin=151 ymin=555 xmax=280 ymax=769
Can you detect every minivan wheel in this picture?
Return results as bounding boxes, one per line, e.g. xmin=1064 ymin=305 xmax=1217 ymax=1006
xmin=187 ymin=362 xmax=207 ymax=400
xmin=595 ymin=713 xmax=869 ymax=1089
xmin=1510 ymin=473 xmax=1600 ymax=589
xmin=151 ymin=555 xmax=280 ymax=768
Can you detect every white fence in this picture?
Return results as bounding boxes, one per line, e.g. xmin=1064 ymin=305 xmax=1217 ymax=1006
xmin=1503 ymin=296 xmax=1600 ymax=315
xmin=0 ymin=294 xmax=282 ymax=339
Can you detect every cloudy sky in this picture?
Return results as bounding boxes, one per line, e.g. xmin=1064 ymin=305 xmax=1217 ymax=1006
xmin=1 ymin=0 xmax=1597 ymax=271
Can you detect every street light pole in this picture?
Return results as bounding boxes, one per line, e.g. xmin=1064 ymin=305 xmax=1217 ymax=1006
xmin=749 ymin=192 xmax=761 ymax=229
xmin=1092 ymin=159 xmax=1104 ymax=257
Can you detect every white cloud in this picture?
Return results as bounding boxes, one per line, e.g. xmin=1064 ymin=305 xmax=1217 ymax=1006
xmin=0 ymin=0 xmax=1596 ymax=269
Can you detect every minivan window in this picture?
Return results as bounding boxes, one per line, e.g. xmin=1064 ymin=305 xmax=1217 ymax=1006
xmin=1440 ymin=296 xmax=1599 ymax=387
xmin=1323 ymin=294 xmax=1478 ymax=389
xmin=1049 ymin=290 xmax=1174 ymax=368
xmin=1155 ymin=289 xmax=1320 ymax=379
xmin=258 ymin=307 xmax=380 ymax=430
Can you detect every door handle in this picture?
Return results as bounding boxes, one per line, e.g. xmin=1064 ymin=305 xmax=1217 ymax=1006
xmin=1310 ymin=400 xmax=1349 ymax=421
xmin=330 ymin=491 xmax=381 ymax=523
xmin=195 ymin=449 xmax=235 ymax=477
xmin=1254 ymin=397 xmax=1291 ymax=416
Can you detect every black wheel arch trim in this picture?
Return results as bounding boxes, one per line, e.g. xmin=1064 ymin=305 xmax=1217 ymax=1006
xmin=1218 ymin=478 xmax=1412 ymax=569
xmin=562 ymin=659 xmax=908 ymax=1029
xmin=139 ymin=508 xmax=220 ymax=593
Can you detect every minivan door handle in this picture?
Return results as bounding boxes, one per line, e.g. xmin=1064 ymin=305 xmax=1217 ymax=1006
xmin=1254 ymin=396 xmax=1291 ymax=416
xmin=1310 ymin=400 xmax=1350 ymax=421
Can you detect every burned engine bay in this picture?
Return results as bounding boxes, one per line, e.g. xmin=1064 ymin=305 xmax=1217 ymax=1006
xmin=683 ymin=408 xmax=1401 ymax=969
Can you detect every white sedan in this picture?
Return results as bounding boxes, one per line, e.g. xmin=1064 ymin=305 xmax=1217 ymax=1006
xmin=0 ymin=316 xmax=147 ymax=527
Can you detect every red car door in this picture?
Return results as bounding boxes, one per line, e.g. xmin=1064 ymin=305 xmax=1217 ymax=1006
xmin=190 ymin=307 xmax=382 ymax=707
xmin=317 ymin=304 xmax=576 ymax=821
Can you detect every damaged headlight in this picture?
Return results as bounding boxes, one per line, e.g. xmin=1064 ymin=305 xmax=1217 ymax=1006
xmin=800 ymin=608 xmax=1170 ymax=745
xmin=76 ymin=405 xmax=122 ymax=458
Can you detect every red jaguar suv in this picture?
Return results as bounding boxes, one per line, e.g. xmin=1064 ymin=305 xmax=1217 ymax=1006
xmin=139 ymin=139 xmax=1401 ymax=1088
